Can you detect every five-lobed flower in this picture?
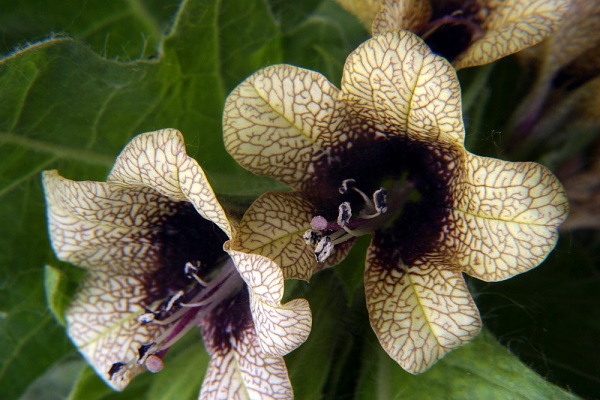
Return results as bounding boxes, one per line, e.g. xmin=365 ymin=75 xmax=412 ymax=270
xmin=222 ymin=30 xmax=569 ymax=373
xmin=338 ymin=0 xmax=569 ymax=69
xmin=43 ymin=129 xmax=311 ymax=399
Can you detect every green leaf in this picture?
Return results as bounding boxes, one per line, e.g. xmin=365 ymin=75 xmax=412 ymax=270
xmin=43 ymin=265 xmax=67 ymax=326
xmin=356 ymin=329 xmax=579 ymax=400
xmin=44 ymin=264 xmax=84 ymax=326
xmin=0 ymin=0 xmax=284 ymax=397
xmin=20 ymin=360 xmax=86 ymax=400
xmin=0 ymin=0 xmax=180 ymax=60
xmin=285 ymin=269 xmax=354 ymax=400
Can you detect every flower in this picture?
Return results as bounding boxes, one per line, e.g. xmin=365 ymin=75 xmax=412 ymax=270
xmin=222 ymin=31 xmax=569 ymax=373
xmin=43 ymin=129 xmax=311 ymax=398
xmin=513 ymin=0 xmax=600 ymax=133
xmin=341 ymin=0 xmax=569 ymax=69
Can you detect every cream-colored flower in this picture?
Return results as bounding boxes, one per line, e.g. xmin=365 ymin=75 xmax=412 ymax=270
xmin=343 ymin=0 xmax=568 ymax=69
xmin=43 ymin=129 xmax=311 ymax=399
xmin=514 ymin=0 xmax=600 ymax=132
xmin=223 ymin=31 xmax=568 ymax=373
xmin=335 ymin=0 xmax=381 ymax=31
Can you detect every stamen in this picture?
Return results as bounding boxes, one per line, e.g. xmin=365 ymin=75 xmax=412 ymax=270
xmin=314 ymin=236 xmax=334 ymax=263
xmin=165 ymin=290 xmax=185 ymax=312
xmin=303 ymin=229 xmax=322 ymax=246
xmin=339 ymin=178 xmax=375 ymax=211
xmin=137 ymin=342 xmax=158 ymax=365
xmin=108 ymin=362 xmax=128 ymax=381
xmin=184 ymin=261 xmax=199 ymax=277
xmin=337 ymin=202 xmax=352 ymax=228
xmin=184 ymin=261 xmax=208 ymax=286
xmin=146 ymin=259 xmax=245 ymax=352
xmin=373 ymin=188 xmax=388 ymax=213
xmin=338 ymin=178 xmax=356 ymax=194
xmin=138 ymin=312 xmax=157 ymax=325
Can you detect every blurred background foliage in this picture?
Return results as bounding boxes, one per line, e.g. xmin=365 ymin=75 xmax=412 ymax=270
xmin=0 ymin=0 xmax=598 ymax=399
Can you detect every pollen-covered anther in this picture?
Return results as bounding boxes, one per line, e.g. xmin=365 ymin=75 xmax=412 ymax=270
xmin=361 ymin=188 xmax=388 ymax=218
xmin=373 ymin=188 xmax=387 ymax=214
xmin=314 ymin=236 xmax=334 ymax=263
xmin=303 ymin=229 xmax=323 ymax=246
xmin=337 ymin=202 xmax=352 ymax=228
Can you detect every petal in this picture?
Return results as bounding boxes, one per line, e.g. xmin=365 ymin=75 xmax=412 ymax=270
xmin=449 ymin=153 xmax=569 ymax=281
xmin=335 ymin=0 xmax=382 ymax=31
xmin=223 ymin=64 xmax=347 ymax=191
xmin=231 ymin=192 xmax=353 ymax=281
xmin=108 ymin=129 xmax=233 ymax=237
xmin=66 ymin=270 xmax=167 ymax=390
xmin=453 ymin=0 xmax=569 ymax=69
xmin=226 ymin=248 xmax=312 ymax=356
xmin=341 ymin=31 xmax=465 ymax=146
xmin=371 ymin=0 xmax=432 ymax=37
xmin=200 ymin=326 xmax=293 ymax=400
xmin=513 ymin=0 xmax=600 ymax=126
xmin=43 ymin=170 xmax=169 ymax=273
xmin=365 ymin=241 xmax=482 ymax=374
xmin=200 ymin=350 xmax=248 ymax=400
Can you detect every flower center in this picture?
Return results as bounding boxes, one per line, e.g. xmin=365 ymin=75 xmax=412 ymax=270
xmin=108 ymin=257 xmax=244 ymax=382
xmin=304 ymin=178 xmax=415 ymax=263
xmin=421 ymin=0 xmax=486 ymax=61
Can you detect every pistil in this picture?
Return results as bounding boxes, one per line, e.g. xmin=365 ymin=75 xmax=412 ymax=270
xmin=305 ymin=179 xmax=389 ymax=263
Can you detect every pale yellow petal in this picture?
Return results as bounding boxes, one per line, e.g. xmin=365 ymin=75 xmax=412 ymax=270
xmin=448 ymin=153 xmax=569 ymax=281
xmin=108 ymin=129 xmax=233 ymax=237
xmin=66 ymin=270 xmax=167 ymax=390
xmin=335 ymin=0 xmax=382 ymax=31
xmin=200 ymin=350 xmax=248 ymax=400
xmin=341 ymin=30 xmax=465 ymax=146
xmin=223 ymin=64 xmax=347 ymax=190
xmin=226 ymin=248 xmax=312 ymax=356
xmin=231 ymin=192 xmax=352 ymax=281
xmin=371 ymin=0 xmax=432 ymax=36
xmin=200 ymin=327 xmax=293 ymax=400
xmin=42 ymin=170 xmax=170 ymax=273
xmin=454 ymin=0 xmax=569 ymax=69
xmin=365 ymin=242 xmax=481 ymax=374
xmin=537 ymin=0 xmax=600 ymax=81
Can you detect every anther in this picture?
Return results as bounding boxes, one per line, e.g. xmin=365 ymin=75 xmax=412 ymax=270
xmin=138 ymin=312 xmax=156 ymax=325
xmin=303 ymin=229 xmax=322 ymax=246
xmin=373 ymin=188 xmax=388 ymax=214
xmin=314 ymin=236 xmax=334 ymax=263
xmin=165 ymin=290 xmax=185 ymax=312
xmin=184 ymin=262 xmax=199 ymax=277
xmin=108 ymin=362 xmax=128 ymax=381
xmin=338 ymin=179 xmax=356 ymax=194
xmin=137 ymin=342 xmax=158 ymax=365
xmin=184 ymin=261 xmax=208 ymax=286
xmin=337 ymin=202 xmax=352 ymax=228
